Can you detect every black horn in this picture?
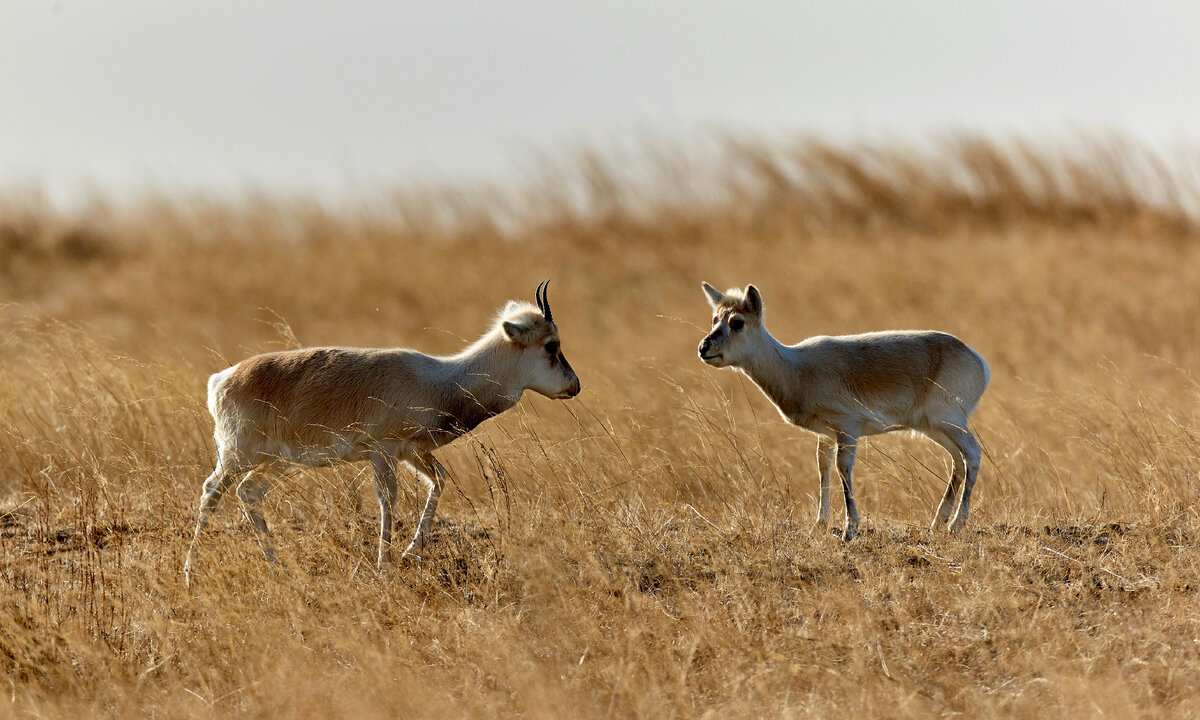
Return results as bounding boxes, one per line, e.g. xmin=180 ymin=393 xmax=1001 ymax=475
xmin=535 ymin=280 xmax=553 ymax=323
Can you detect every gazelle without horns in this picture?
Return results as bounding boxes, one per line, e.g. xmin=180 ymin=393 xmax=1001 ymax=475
xmin=697 ymin=283 xmax=989 ymax=540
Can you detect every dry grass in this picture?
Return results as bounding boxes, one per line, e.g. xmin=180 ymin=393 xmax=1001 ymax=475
xmin=2 ymin=134 xmax=1199 ymax=718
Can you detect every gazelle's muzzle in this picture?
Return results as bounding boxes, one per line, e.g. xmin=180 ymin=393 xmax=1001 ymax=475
xmin=697 ymin=334 xmax=723 ymax=365
xmin=559 ymin=357 xmax=581 ymax=398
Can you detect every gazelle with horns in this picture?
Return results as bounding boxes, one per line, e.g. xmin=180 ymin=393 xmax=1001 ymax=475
xmin=184 ymin=282 xmax=580 ymax=583
xmin=697 ymin=283 xmax=989 ymax=540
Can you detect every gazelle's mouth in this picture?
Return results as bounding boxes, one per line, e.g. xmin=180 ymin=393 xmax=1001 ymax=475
xmin=699 ymin=352 xmax=723 ymax=365
xmin=553 ymin=383 xmax=581 ymax=399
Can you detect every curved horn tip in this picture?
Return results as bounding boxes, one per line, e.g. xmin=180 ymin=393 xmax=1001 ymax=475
xmin=534 ymin=280 xmax=546 ymax=313
xmin=539 ymin=279 xmax=553 ymax=322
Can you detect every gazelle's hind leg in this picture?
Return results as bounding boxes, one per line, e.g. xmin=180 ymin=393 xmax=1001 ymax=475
xmin=834 ymin=432 xmax=861 ymax=541
xmin=236 ymin=465 xmax=278 ymax=562
xmin=941 ymin=424 xmax=982 ymax=533
xmin=184 ymin=462 xmax=239 ymax=584
xmin=923 ymin=428 xmax=966 ymax=531
xmin=369 ymin=452 xmax=399 ymax=568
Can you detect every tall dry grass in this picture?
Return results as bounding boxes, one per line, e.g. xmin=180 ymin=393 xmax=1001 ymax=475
xmin=1 ymin=134 xmax=1199 ymax=718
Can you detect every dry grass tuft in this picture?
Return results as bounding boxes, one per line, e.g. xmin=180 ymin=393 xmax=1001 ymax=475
xmin=1 ymin=134 xmax=1199 ymax=718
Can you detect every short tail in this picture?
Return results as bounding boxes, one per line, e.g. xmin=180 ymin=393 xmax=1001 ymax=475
xmin=961 ymin=346 xmax=990 ymax=415
xmin=206 ymin=366 xmax=235 ymax=417
xmin=970 ymin=346 xmax=991 ymax=389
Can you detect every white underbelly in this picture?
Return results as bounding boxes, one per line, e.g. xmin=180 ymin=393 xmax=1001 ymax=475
xmin=245 ymin=436 xmax=418 ymax=467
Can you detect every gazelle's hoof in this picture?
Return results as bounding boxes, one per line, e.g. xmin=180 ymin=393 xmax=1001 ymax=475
xmin=841 ymin=526 xmax=858 ymax=542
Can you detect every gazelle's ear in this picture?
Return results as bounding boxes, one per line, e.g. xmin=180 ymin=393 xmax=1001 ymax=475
xmin=502 ymin=319 xmax=531 ymax=344
xmin=701 ymin=282 xmax=724 ymax=308
xmin=743 ymin=284 xmax=764 ymax=316
xmin=503 ymin=300 xmax=521 ymax=314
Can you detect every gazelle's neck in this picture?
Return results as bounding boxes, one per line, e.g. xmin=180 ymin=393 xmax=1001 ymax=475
xmin=443 ymin=328 xmax=525 ymax=415
xmin=736 ymin=326 xmax=802 ymax=408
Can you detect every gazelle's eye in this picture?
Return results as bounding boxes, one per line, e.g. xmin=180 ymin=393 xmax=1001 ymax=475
xmin=729 ymin=317 xmax=745 ymax=331
xmin=545 ymin=341 xmax=560 ymax=356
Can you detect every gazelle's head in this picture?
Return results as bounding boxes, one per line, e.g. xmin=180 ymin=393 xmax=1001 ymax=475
xmin=697 ymin=282 xmax=766 ymax=369
xmin=499 ymin=281 xmax=581 ymax=399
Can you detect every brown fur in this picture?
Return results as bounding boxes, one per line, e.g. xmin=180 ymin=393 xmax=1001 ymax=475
xmin=215 ymin=346 xmax=488 ymax=463
xmin=186 ymin=298 xmax=580 ymax=579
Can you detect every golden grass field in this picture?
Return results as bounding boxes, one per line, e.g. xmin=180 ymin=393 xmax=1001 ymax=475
xmin=1 ymin=135 xmax=1199 ymax=718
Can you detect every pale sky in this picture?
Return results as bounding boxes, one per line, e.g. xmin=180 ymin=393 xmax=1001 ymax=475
xmin=2 ymin=1 xmax=1197 ymax=203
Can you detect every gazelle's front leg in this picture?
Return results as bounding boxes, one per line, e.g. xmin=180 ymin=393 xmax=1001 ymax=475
xmin=403 ymin=452 xmax=449 ymax=558
xmin=815 ymin=435 xmax=835 ymax=529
